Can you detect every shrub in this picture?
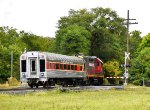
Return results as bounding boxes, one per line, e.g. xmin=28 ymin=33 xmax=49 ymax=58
xmin=7 ymin=77 xmax=20 ymax=86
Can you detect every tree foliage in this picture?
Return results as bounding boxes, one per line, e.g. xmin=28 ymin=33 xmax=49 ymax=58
xmin=56 ymin=7 xmax=127 ymax=62
xmin=20 ymin=31 xmax=55 ymax=52
xmin=130 ymin=34 xmax=150 ymax=85
xmin=130 ymin=30 xmax=142 ymax=58
xmin=55 ymin=25 xmax=91 ymax=55
xmin=138 ymin=33 xmax=150 ymax=52
xmin=0 ymin=27 xmax=21 ymax=83
xmin=0 ymin=27 xmax=55 ymax=83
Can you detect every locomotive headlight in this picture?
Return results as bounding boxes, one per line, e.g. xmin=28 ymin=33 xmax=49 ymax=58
xmin=41 ymin=73 xmax=44 ymax=77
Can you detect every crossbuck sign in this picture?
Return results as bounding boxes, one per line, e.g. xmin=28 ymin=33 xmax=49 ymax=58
xmin=125 ymin=52 xmax=130 ymax=60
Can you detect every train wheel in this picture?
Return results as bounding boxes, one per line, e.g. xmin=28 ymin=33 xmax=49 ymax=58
xmin=43 ymin=84 xmax=46 ymax=88
xmin=62 ymin=82 xmax=67 ymax=87
xmin=29 ymin=83 xmax=33 ymax=88
xmin=98 ymin=78 xmax=103 ymax=85
xmin=43 ymin=82 xmax=48 ymax=88
xmin=81 ymin=81 xmax=86 ymax=86
xmin=36 ymin=84 xmax=39 ymax=88
xmin=73 ymin=81 xmax=77 ymax=87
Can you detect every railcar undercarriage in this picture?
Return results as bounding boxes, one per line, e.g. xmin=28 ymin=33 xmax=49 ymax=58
xmin=27 ymin=77 xmax=103 ymax=88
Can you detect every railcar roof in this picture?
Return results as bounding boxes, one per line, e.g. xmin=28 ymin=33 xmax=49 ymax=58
xmin=45 ymin=52 xmax=85 ymax=63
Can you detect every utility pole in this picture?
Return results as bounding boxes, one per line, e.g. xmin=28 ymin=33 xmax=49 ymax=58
xmin=124 ymin=10 xmax=138 ymax=85
xmin=10 ymin=51 xmax=13 ymax=79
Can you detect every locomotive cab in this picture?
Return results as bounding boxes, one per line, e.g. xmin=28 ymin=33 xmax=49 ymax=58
xmin=84 ymin=56 xmax=104 ymax=85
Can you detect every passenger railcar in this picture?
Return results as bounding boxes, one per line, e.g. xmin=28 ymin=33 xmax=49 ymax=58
xmin=20 ymin=51 xmax=103 ymax=88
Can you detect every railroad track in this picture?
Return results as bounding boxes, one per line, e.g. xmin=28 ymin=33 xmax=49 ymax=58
xmin=0 ymin=86 xmax=54 ymax=95
xmin=0 ymin=85 xmax=124 ymax=95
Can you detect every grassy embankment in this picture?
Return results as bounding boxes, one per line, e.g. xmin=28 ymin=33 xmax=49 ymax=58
xmin=0 ymin=86 xmax=150 ymax=110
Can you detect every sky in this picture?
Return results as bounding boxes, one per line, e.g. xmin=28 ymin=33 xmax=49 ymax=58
xmin=0 ymin=0 xmax=149 ymax=37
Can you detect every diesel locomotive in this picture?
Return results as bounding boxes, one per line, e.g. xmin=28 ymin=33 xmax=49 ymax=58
xmin=20 ymin=51 xmax=103 ymax=88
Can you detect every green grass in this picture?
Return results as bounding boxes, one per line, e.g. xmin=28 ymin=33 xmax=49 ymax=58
xmin=0 ymin=87 xmax=150 ymax=110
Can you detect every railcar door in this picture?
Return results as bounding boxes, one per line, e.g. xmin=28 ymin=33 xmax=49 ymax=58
xmin=29 ymin=58 xmax=37 ymax=76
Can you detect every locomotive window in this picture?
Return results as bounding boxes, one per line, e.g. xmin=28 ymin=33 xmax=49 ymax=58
xmin=56 ymin=63 xmax=59 ymax=69
xmin=89 ymin=58 xmax=94 ymax=62
xmin=21 ymin=60 xmax=26 ymax=72
xmin=40 ymin=60 xmax=45 ymax=72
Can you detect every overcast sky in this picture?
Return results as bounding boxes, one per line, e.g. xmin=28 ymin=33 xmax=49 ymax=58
xmin=0 ymin=0 xmax=149 ymax=37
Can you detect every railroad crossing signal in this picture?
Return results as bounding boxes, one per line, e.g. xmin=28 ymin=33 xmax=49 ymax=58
xmin=123 ymin=10 xmax=138 ymax=86
xmin=125 ymin=52 xmax=130 ymax=60
xmin=123 ymin=72 xmax=128 ymax=79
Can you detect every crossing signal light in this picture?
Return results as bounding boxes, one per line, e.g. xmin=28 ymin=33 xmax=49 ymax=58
xmin=126 ymin=64 xmax=131 ymax=67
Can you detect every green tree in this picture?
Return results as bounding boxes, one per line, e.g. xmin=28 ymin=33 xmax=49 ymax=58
xmin=55 ymin=25 xmax=91 ymax=55
xmin=130 ymin=30 xmax=142 ymax=58
xmin=130 ymin=34 xmax=150 ymax=85
xmin=89 ymin=8 xmax=126 ymax=62
xmin=138 ymin=33 xmax=150 ymax=52
xmin=0 ymin=27 xmax=21 ymax=82
xmin=130 ymin=47 xmax=150 ymax=85
xmin=0 ymin=26 xmax=55 ymax=83
xmin=20 ymin=31 xmax=55 ymax=52
xmin=56 ymin=7 xmax=127 ymax=62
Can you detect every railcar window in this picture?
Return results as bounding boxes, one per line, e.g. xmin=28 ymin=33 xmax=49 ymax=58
xmin=48 ymin=63 xmax=52 ymax=69
xmin=40 ymin=60 xmax=45 ymax=72
xmin=32 ymin=60 xmax=36 ymax=71
xmin=80 ymin=66 xmax=83 ymax=71
xmin=60 ymin=64 xmax=63 ymax=69
xmin=75 ymin=65 xmax=77 ymax=70
xmin=68 ymin=65 xmax=71 ymax=70
xmin=53 ymin=63 xmax=56 ymax=69
xmin=64 ymin=64 xmax=67 ymax=70
xmin=71 ymin=65 xmax=74 ymax=70
xmin=21 ymin=60 xmax=26 ymax=72
xmin=50 ymin=63 xmax=54 ymax=69
xmin=49 ymin=63 xmax=53 ymax=69
xmin=56 ymin=63 xmax=59 ymax=69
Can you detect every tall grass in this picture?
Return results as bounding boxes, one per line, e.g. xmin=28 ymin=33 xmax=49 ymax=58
xmin=0 ymin=87 xmax=150 ymax=110
xmin=0 ymin=77 xmax=20 ymax=88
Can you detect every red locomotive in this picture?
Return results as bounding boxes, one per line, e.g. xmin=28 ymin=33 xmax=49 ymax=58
xmin=20 ymin=51 xmax=103 ymax=88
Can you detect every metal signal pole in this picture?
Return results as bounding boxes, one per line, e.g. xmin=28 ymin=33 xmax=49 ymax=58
xmin=124 ymin=10 xmax=138 ymax=85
